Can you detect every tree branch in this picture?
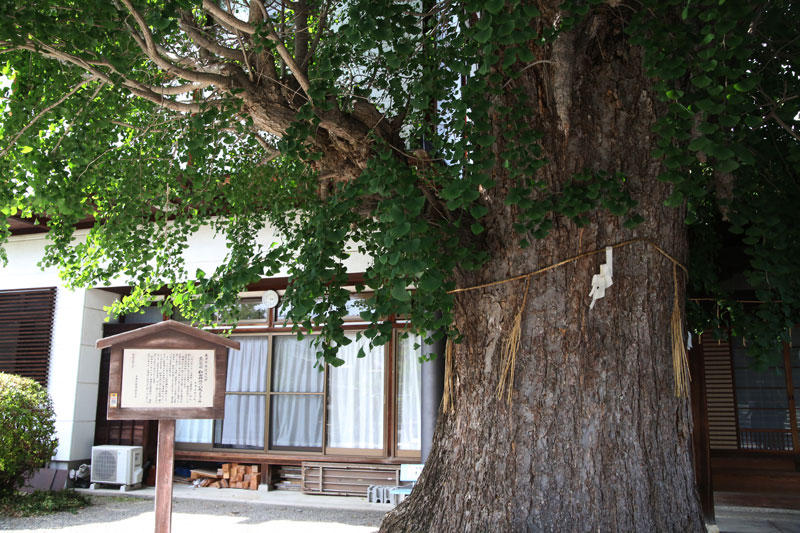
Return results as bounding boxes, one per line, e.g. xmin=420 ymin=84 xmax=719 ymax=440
xmin=50 ymin=81 xmax=107 ymax=156
xmin=304 ymin=1 xmax=329 ymax=67
xmin=0 ymin=76 xmax=100 ymax=158
xmin=759 ymin=88 xmax=800 ymax=142
xmin=76 ymin=113 xmax=175 ymax=180
xmin=24 ymin=40 xmax=111 ymax=80
xmin=203 ymin=0 xmax=311 ymax=100
xmin=766 ymin=110 xmax=800 ymax=142
xmin=144 ymin=82 xmax=213 ymax=96
xmin=270 ymin=31 xmax=311 ymax=98
xmin=294 ymin=0 xmax=309 ymax=71
xmin=9 ymin=39 xmax=209 ymax=104
xmin=225 ymin=0 xmax=255 ymax=82
xmin=250 ymin=131 xmax=280 ymax=163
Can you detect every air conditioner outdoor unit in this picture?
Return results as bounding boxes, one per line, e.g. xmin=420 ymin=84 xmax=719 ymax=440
xmin=90 ymin=445 xmax=143 ymax=486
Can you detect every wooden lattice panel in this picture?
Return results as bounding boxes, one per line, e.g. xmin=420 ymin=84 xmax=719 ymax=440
xmin=701 ymin=333 xmax=738 ymax=450
xmin=301 ymin=462 xmax=400 ymax=496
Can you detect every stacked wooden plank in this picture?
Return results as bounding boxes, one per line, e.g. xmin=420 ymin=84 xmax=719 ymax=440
xmin=189 ymin=464 xmax=261 ymax=490
xmin=273 ymin=465 xmax=302 ymax=491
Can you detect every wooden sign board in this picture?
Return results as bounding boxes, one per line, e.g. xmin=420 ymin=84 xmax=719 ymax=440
xmin=96 ymin=320 xmax=240 ymax=420
xmin=96 ymin=320 xmax=240 ymax=533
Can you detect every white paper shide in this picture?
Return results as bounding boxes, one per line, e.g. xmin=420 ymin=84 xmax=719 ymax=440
xmin=121 ymin=349 xmax=215 ymax=408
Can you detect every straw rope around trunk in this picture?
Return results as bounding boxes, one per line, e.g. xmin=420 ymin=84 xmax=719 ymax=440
xmin=441 ymin=239 xmax=691 ymax=411
xmin=496 ymin=276 xmax=531 ymax=404
xmin=671 ymin=263 xmax=691 ymax=397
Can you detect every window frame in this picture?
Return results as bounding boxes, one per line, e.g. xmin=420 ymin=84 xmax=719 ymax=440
xmin=176 ymin=294 xmax=424 ymax=460
xmin=206 ymin=328 xmax=394 ymax=457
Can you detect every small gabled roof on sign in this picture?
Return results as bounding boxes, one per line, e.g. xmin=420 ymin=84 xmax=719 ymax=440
xmin=96 ymin=320 xmax=241 ymax=350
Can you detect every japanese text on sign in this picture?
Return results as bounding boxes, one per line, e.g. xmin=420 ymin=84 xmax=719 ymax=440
xmin=120 ymin=349 xmax=215 ymax=408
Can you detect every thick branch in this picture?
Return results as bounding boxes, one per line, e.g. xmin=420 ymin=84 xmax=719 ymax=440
xmin=271 ymin=33 xmax=311 ymax=97
xmin=202 ymin=0 xmax=256 ymax=34
xmin=120 ymin=0 xmax=235 ymax=88
xmin=127 ymin=87 xmax=205 ymax=113
xmin=120 ymin=0 xmax=158 ymax=54
xmin=294 ymin=0 xmax=309 ymax=69
xmin=143 ymin=82 xmax=212 ymax=96
xmin=179 ymin=14 xmax=245 ymax=62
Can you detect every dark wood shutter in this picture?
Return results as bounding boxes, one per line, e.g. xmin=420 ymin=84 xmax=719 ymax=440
xmin=0 ymin=288 xmax=56 ymax=387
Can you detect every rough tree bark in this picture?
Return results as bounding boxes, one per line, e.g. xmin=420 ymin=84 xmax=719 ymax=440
xmin=381 ymin=6 xmax=704 ymax=532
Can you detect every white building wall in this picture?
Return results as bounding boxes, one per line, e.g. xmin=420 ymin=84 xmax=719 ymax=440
xmin=182 ymin=224 xmax=372 ymax=278
xmin=0 ymin=232 xmax=92 ymax=464
xmin=48 ymin=288 xmax=88 ymax=464
xmin=70 ymin=289 xmax=119 ymax=463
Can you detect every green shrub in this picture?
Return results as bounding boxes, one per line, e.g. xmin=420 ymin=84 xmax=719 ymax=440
xmin=0 ymin=490 xmax=90 ymax=517
xmin=0 ymin=373 xmax=58 ymax=496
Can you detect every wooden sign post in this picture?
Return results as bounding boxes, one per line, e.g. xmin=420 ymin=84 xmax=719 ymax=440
xmin=97 ymin=321 xmax=240 ymax=533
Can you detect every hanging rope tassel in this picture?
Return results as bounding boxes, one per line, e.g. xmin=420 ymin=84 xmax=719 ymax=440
xmin=671 ymin=263 xmax=691 ymax=397
xmin=496 ymin=276 xmax=531 ymax=404
xmin=442 ymin=337 xmax=455 ymax=414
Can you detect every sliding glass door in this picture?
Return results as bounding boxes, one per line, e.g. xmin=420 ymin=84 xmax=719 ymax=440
xmin=327 ymin=334 xmax=385 ymax=452
xmin=214 ymin=336 xmax=268 ymax=449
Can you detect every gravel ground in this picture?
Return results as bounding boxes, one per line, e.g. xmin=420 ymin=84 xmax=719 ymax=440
xmin=4 ymin=496 xmax=800 ymax=532
xmin=0 ymin=496 xmax=387 ymax=532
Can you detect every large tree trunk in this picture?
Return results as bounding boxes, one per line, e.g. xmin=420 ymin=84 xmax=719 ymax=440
xmin=381 ymin=6 xmax=704 ymax=532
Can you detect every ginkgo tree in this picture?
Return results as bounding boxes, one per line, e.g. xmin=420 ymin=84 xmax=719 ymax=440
xmin=1 ymin=0 xmax=798 ymax=530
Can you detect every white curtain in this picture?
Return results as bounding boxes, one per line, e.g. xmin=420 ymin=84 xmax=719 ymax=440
xmin=397 ymin=334 xmax=422 ymax=450
xmin=218 ymin=395 xmax=265 ymax=448
xmin=216 ymin=336 xmax=268 ymax=448
xmin=270 ymin=395 xmax=323 ymax=448
xmin=327 ymin=334 xmax=384 ymax=449
xmin=226 ymin=336 xmax=269 ymax=392
xmin=270 ymin=335 xmax=323 ymax=448
xmin=175 ymin=419 xmax=213 ymax=443
xmin=272 ymin=335 xmax=323 ymax=392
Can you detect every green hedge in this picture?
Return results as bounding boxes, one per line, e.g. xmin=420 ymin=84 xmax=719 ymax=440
xmin=0 ymin=373 xmax=58 ymax=496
